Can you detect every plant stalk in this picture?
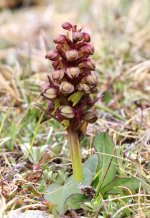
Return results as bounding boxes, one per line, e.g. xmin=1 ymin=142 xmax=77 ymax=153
xmin=67 ymin=128 xmax=83 ymax=181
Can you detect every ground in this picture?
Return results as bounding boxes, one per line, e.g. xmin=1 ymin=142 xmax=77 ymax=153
xmin=0 ymin=0 xmax=150 ymax=217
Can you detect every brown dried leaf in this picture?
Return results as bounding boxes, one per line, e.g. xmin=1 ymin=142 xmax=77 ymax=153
xmin=0 ymin=65 xmax=22 ymax=102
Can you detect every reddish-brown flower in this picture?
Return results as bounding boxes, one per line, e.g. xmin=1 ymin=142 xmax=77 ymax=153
xmin=41 ymin=22 xmax=98 ymax=131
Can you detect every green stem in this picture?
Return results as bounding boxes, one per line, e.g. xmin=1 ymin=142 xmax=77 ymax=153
xmin=67 ymin=128 xmax=83 ymax=181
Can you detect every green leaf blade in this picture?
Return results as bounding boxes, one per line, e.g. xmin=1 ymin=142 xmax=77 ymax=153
xmin=93 ymin=132 xmax=117 ymax=189
xmin=101 ymin=177 xmax=140 ymax=196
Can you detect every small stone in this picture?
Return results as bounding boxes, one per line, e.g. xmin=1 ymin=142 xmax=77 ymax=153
xmin=7 ymin=210 xmax=54 ymax=218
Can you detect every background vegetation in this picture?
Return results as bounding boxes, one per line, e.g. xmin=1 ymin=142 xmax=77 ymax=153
xmin=0 ymin=0 xmax=150 ymax=217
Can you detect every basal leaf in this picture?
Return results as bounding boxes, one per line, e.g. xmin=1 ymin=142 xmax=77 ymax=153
xmin=101 ymin=177 xmax=140 ymax=196
xmin=44 ymin=154 xmax=98 ymax=215
xmin=65 ymin=193 xmax=88 ymax=210
xmin=93 ymin=132 xmax=117 ymax=189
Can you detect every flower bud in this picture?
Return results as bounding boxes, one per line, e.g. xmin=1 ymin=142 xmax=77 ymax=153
xmin=85 ymin=72 xmax=97 ymax=85
xmin=62 ymin=22 xmax=72 ymax=30
xmin=52 ymin=70 xmax=64 ymax=80
xmin=83 ymin=32 xmax=91 ymax=42
xmin=45 ymin=51 xmax=59 ymax=61
xmin=77 ymin=83 xmax=90 ymax=93
xmin=65 ymin=50 xmax=78 ymax=61
xmin=78 ymin=60 xmax=95 ymax=70
xmin=80 ymin=44 xmax=94 ymax=55
xmin=83 ymin=110 xmax=97 ymax=123
xmin=53 ymin=34 xmax=66 ymax=44
xmin=66 ymin=67 xmax=80 ymax=78
xmin=60 ymin=81 xmax=74 ymax=94
xmin=60 ymin=105 xmax=74 ymax=118
xmin=72 ymin=31 xmax=83 ymax=41
xmin=44 ymin=88 xmax=57 ymax=99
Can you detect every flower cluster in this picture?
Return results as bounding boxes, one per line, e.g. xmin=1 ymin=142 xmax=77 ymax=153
xmin=41 ymin=22 xmax=97 ymax=132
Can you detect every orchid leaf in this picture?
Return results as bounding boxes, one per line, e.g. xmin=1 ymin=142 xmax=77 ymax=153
xmin=68 ymin=91 xmax=84 ymax=106
xmin=93 ymin=132 xmax=117 ymax=191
